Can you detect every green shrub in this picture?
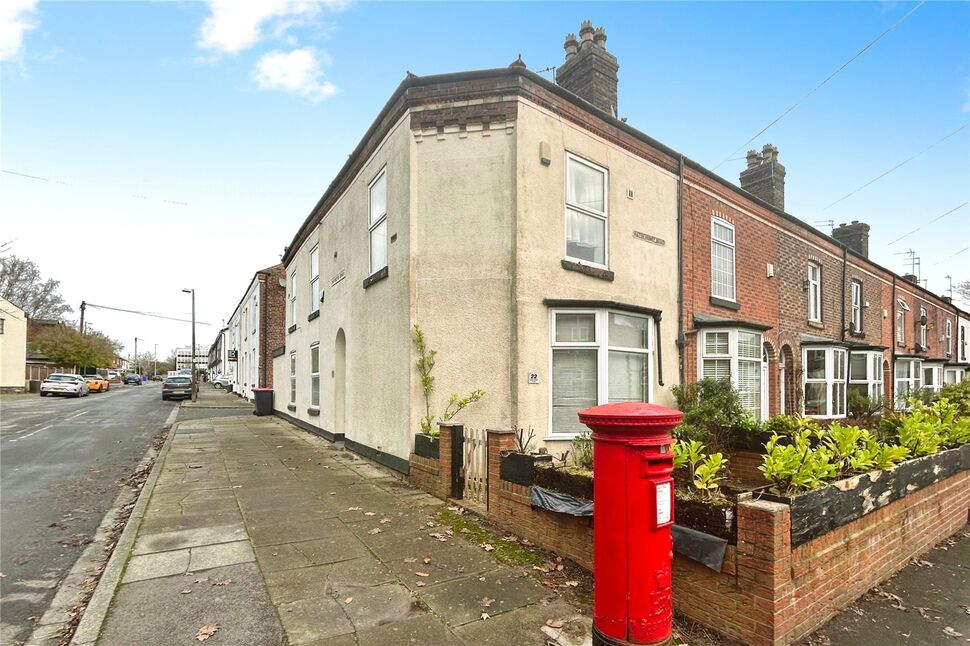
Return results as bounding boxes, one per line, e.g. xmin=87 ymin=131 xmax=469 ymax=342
xmin=895 ymin=400 xmax=945 ymax=457
xmin=846 ymin=391 xmax=887 ymax=426
xmin=693 ymin=452 xmax=727 ymax=495
xmin=759 ymin=431 xmax=837 ymax=495
xmin=763 ymin=414 xmax=821 ymax=436
xmin=672 ymin=379 xmax=751 ymax=453
xmin=571 ymin=432 xmax=593 ymax=471
xmin=673 ymin=439 xmax=727 ymax=501
xmin=934 ymin=380 xmax=970 ymax=417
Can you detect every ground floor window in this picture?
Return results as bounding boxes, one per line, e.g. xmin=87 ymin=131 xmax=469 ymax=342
xmin=848 ymin=351 xmax=883 ymax=401
xmin=289 ymin=351 xmax=297 ymax=405
xmin=697 ymin=328 xmax=765 ymax=420
xmin=310 ymin=344 xmax=320 ymax=408
xmin=944 ymin=367 xmax=966 ymax=384
xmin=550 ymin=309 xmax=653 ymax=437
xmin=894 ymin=358 xmax=922 ymax=407
xmin=922 ymin=363 xmax=943 ymax=394
xmin=803 ymin=346 xmax=847 ymax=418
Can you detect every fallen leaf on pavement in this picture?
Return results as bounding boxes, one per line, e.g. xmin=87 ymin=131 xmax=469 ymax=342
xmin=195 ymin=623 xmax=220 ymax=642
xmin=913 ymin=559 xmax=933 ymax=567
xmin=364 ymin=512 xmax=376 ymax=516
xmin=415 ymin=572 xmax=430 ymax=577
xmin=368 ymin=528 xmax=382 ymax=535
xmin=345 ymin=597 xmax=353 ymax=604
xmin=380 ymin=518 xmax=391 ymax=524
xmin=195 ymin=578 xmax=209 ymax=584
xmin=347 ymin=507 xmax=362 ymax=511
xmin=423 ymin=555 xmax=432 ymax=564
xmin=416 ymin=581 xmax=426 ymax=587
xmin=211 ymin=579 xmax=232 ymax=586
xmin=426 ymin=521 xmax=436 ymax=527
xmin=480 ymin=612 xmax=490 ymax=620
xmin=546 ymin=619 xmax=563 ymax=628
xmin=875 ymin=590 xmax=906 ymax=611
xmin=942 ymin=626 xmax=962 ymax=637
xmin=180 ymin=589 xmax=192 ymax=594
xmin=404 ymin=557 xmax=417 ymax=563
xmin=501 ymin=535 xmax=519 ymax=543
xmin=480 ymin=597 xmax=494 ymax=608
xmin=329 ymin=492 xmax=336 ymax=495
xmin=429 ymin=532 xmax=448 ymax=542
xmin=480 ymin=543 xmax=495 ymax=552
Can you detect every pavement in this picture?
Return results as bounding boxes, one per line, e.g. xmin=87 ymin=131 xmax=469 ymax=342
xmin=0 ymin=382 xmax=175 ymax=645
xmin=76 ymin=386 xmax=591 ymax=646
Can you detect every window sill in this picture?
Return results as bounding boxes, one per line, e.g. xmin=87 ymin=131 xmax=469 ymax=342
xmin=849 ymin=330 xmax=866 ymax=339
xmin=363 ymin=266 xmax=388 ymax=289
xmin=307 ymin=310 xmax=320 ymax=322
xmin=709 ymin=296 xmax=740 ymax=311
xmin=544 ymin=433 xmax=582 ymax=442
xmin=287 ymin=404 xmax=296 ymax=412
xmin=287 ymin=324 xmax=297 ymax=334
xmin=807 ymin=320 xmax=824 ymax=330
xmin=307 ymin=407 xmax=320 ymax=416
xmin=561 ymin=259 xmax=614 ymax=282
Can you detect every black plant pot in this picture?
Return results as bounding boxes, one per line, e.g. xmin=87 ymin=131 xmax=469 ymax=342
xmin=414 ymin=434 xmax=440 ymax=460
xmin=674 ymin=498 xmax=736 ymax=543
xmin=500 ymin=452 xmax=552 ymax=485
xmin=533 ymin=464 xmax=594 ymax=501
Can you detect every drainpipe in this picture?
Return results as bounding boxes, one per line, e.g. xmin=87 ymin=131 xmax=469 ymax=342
xmin=840 ymin=247 xmax=847 ymax=342
xmin=676 ymin=155 xmax=685 ymax=386
xmin=891 ymin=275 xmax=896 ymax=404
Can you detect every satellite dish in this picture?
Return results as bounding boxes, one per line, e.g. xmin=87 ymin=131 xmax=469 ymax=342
xmin=278 ymin=276 xmax=286 ymax=288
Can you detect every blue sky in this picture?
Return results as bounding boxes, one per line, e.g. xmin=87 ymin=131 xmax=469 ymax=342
xmin=2 ymin=1 xmax=968 ymax=358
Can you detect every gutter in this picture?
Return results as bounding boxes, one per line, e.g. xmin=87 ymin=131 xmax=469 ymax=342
xmin=677 ymin=155 xmax=685 ymax=386
xmin=891 ymin=274 xmax=897 ymax=404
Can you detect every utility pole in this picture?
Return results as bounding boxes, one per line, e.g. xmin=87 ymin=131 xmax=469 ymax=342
xmin=79 ymin=301 xmax=86 ymax=334
xmin=134 ymin=337 xmax=139 ymax=375
xmin=154 ymin=344 xmax=158 ymax=379
xmin=182 ymin=288 xmax=197 ymax=402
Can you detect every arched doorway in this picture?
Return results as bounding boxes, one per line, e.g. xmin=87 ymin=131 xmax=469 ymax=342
xmin=780 ymin=344 xmax=796 ymax=415
xmin=335 ymin=329 xmax=346 ymax=437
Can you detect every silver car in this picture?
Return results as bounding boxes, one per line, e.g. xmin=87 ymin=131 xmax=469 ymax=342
xmin=40 ymin=374 xmax=90 ymax=398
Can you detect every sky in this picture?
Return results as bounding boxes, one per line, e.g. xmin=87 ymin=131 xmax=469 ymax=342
xmin=2 ymin=1 xmax=968 ymax=361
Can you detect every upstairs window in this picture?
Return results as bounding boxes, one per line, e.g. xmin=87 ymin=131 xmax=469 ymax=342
xmin=369 ymin=169 xmax=388 ymax=274
xmin=252 ymin=295 xmax=257 ymax=332
xmin=896 ymin=299 xmax=909 ymax=345
xmin=803 ymin=347 xmax=846 ymax=418
xmin=309 ymin=245 xmax=320 ymax=314
xmin=946 ymin=320 xmax=953 ymax=356
xmin=710 ymin=218 xmax=736 ymax=301
xmin=698 ymin=329 xmax=765 ymax=420
xmin=919 ymin=307 xmax=927 ymax=349
xmin=565 ymin=154 xmax=608 ymax=267
xmin=0 ymin=318 xmax=4 ymax=334
xmin=807 ymin=262 xmax=821 ymax=322
xmin=288 ymin=271 xmax=297 ymax=327
xmin=850 ymin=281 xmax=862 ymax=333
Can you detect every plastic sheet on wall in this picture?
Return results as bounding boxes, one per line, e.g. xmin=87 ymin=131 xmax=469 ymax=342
xmin=671 ymin=524 xmax=727 ymax=572
xmin=530 ymin=485 xmax=593 ymax=517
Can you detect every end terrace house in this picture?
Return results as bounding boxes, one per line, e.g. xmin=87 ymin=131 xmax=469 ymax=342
xmin=226 ymin=263 xmax=285 ymax=400
xmin=273 ymin=23 xmax=682 ymax=470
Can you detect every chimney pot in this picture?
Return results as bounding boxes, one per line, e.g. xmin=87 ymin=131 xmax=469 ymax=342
xmin=556 ymin=22 xmax=619 ymax=114
xmin=563 ymin=33 xmax=578 ymax=59
xmin=739 ymin=143 xmax=785 ymax=210
xmin=745 ymin=149 xmax=761 ymax=168
xmin=832 ymin=220 xmax=871 ymax=258
xmin=593 ymin=27 xmax=607 ymax=48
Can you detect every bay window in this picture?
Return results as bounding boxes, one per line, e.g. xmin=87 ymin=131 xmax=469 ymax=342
xmin=944 ymin=368 xmax=965 ymax=384
xmin=807 ymin=262 xmax=821 ymax=322
xmin=848 ymin=351 xmax=883 ymax=401
xmin=369 ymin=169 xmax=388 ymax=274
xmin=550 ymin=309 xmax=652 ymax=437
xmin=698 ymin=329 xmax=765 ymax=420
xmin=802 ymin=347 xmax=846 ymax=418
xmin=565 ymin=154 xmax=608 ymax=267
xmin=710 ymin=218 xmax=736 ymax=301
xmin=922 ymin=363 xmax=943 ymax=394
xmin=894 ymin=358 xmax=922 ymax=406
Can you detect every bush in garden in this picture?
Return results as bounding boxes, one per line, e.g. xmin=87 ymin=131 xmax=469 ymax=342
xmin=673 ymin=439 xmax=727 ymax=501
xmin=570 ymin=432 xmax=593 ymax=471
xmin=846 ymin=391 xmax=887 ymax=426
xmin=763 ymin=414 xmax=821 ymax=436
xmin=672 ymin=379 xmax=751 ymax=453
xmin=759 ymin=431 xmax=837 ymax=495
xmin=934 ymin=380 xmax=970 ymax=417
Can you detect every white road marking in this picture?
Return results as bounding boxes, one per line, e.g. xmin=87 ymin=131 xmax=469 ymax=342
xmin=66 ymin=410 xmax=89 ymax=420
xmin=8 ymin=425 xmax=53 ymax=442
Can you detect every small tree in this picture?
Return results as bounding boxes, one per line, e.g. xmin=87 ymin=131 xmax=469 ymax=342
xmin=32 ymin=325 xmax=119 ymax=370
xmin=0 ymin=255 xmax=73 ymax=321
xmin=412 ymin=324 xmax=485 ymax=435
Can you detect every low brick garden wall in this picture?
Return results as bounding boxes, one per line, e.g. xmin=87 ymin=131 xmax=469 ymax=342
xmin=408 ymin=427 xmax=970 ymax=646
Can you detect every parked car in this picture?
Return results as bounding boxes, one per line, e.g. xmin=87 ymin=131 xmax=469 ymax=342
xmin=162 ymin=376 xmax=193 ymax=401
xmin=40 ymin=374 xmax=90 ymax=398
xmin=123 ymin=374 xmax=142 ymax=385
xmin=83 ymin=374 xmax=110 ymax=392
xmin=211 ymin=375 xmax=231 ymax=389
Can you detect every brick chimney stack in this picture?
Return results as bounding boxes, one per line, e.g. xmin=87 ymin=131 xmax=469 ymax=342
xmin=832 ymin=220 xmax=871 ymax=258
xmin=739 ymin=144 xmax=786 ymax=211
xmin=555 ymin=21 xmax=619 ymax=116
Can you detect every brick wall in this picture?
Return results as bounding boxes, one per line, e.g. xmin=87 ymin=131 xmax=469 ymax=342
xmin=728 ymin=450 xmax=764 ymax=486
xmin=259 ymin=264 xmax=286 ymax=390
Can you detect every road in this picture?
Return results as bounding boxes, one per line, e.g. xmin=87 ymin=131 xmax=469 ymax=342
xmin=0 ymin=382 xmax=175 ymax=645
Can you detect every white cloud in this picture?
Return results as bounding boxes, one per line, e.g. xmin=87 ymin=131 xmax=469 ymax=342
xmin=0 ymin=0 xmax=39 ymax=61
xmin=198 ymin=0 xmax=342 ymax=55
xmin=253 ymin=47 xmax=336 ymax=102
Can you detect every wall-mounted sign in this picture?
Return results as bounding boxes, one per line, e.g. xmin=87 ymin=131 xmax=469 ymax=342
xmin=528 ymin=372 xmax=540 ymax=384
xmin=633 ymin=230 xmax=665 ymax=247
xmin=331 ymin=270 xmax=346 ymax=287
xmin=227 ymin=350 xmax=238 ymax=362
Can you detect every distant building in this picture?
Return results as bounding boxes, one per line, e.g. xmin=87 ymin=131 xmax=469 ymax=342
xmin=0 ymin=297 xmax=28 ymax=393
xmin=175 ymin=345 xmax=208 ymax=373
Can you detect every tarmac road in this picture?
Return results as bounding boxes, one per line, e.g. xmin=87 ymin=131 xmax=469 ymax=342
xmin=0 ymin=382 xmax=175 ymax=645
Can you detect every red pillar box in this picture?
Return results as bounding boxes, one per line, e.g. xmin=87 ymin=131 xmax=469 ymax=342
xmin=578 ymin=402 xmax=683 ymax=646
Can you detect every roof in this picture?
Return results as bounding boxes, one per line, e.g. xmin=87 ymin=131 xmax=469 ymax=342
xmin=693 ymin=313 xmax=772 ymax=332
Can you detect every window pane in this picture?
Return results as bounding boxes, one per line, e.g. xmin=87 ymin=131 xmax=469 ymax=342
xmin=566 ymin=208 xmax=605 ymax=264
xmin=555 ymin=313 xmax=595 ymax=343
xmin=804 ymin=382 xmax=827 ymax=416
xmin=737 ymin=359 xmax=762 ymax=419
xmin=702 ymin=359 xmax=730 ymax=382
xmin=712 ymin=220 xmax=734 ymax=245
xmin=311 ymin=346 xmax=319 ymax=373
xmin=370 ymin=219 xmax=387 ymax=271
xmin=895 ymin=361 xmax=911 ymax=379
xmin=609 ymin=313 xmax=648 ymax=349
xmin=849 ymin=354 xmax=867 ymax=380
xmin=737 ymin=332 xmax=761 ymax=359
xmin=711 ymin=240 xmax=735 ymax=300
xmin=310 ymin=246 xmax=319 ymax=277
xmin=848 ymin=383 xmax=868 ymax=400
xmin=833 ymin=351 xmax=846 ymax=380
xmin=311 ymin=376 xmax=320 ymax=407
xmin=832 ymin=382 xmax=845 ymax=416
xmin=608 ymin=350 xmax=647 ymax=403
xmin=310 ymin=278 xmax=320 ymax=312
xmin=705 ymin=332 xmax=729 ymax=355
xmin=806 ymin=350 xmax=826 ymax=379
xmin=552 ymin=349 xmax=597 ymax=434
xmin=567 ymin=158 xmax=604 ymax=213
xmin=369 ymin=173 xmax=386 ymax=225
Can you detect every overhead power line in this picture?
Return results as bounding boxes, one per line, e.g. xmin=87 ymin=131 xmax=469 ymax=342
xmin=2 ymin=168 xmax=189 ymax=206
xmin=887 ymin=201 xmax=969 ymax=245
xmin=713 ymin=0 xmax=925 ymax=171
xmin=84 ymin=302 xmax=212 ymax=326
xmin=823 ymin=124 xmax=968 ymax=210
xmin=931 ymin=247 xmax=968 ymax=267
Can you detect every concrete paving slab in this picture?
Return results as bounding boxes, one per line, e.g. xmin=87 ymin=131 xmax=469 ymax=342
xmin=351 ymin=612 xmax=461 ymax=646
xmin=454 ymin=598 xmax=591 ymax=646
xmin=188 ymin=540 xmax=255 ymax=571
xmin=276 ymin=597 xmax=354 ymax=645
xmin=386 ymin=542 xmax=493 ymax=587
xmin=333 ymin=582 xmax=424 ymax=631
xmin=254 ymin=535 xmax=369 ymax=572
xmin=98 ymin=563 xmax=283 ymax=646
xmin=360 ymin=528 xmax=454 ymax=561
xmin=247 ymin=516 xmax=347 ymax=547
xmin=418 ymin=572 xmax=556 ymax=626
xmin=132 ymin=524 xmax=246 ymax=555
xmin=123 ymin=549 xmax=190 ymax=583
xmin=263 ymin=564 xmax=333 ymax=604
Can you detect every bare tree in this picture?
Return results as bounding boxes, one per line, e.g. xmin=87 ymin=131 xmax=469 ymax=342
xmin=955 ymin=280 xmax=970 ymax=303
xmin=0 ymin=256 xmax=73 ymax=321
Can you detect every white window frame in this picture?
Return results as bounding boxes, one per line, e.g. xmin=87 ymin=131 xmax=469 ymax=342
xmin=848 ymin=350 xmax=883 ymax=401
xmin=242 ymin=307 xmax=248 ymax=339
xmin=288 ymin=271 xmax=297 ymax=327
xmin=697 ymin=328 xmax=766 ymax=420
xmin=919 ymin=307 xmax=927 ymax=349
xmin=309 ymin=343 xmax=320 ymax=408
xmin=710 ymin=217 xmax=736 ymax=302
xmin=894 ymin=358 xmax=922 ymax=408
xmin=289 ymin=351 xmax=297 ymax=405
xmin=850 ymin=281 xmax=862 ymax=333
xmin=807 ymin=262 xmax=821 ymax=322
xmin=548 ymin=308 xmax=654 ymax=439
xmin=896 ymin=299 xmax=909 ymax=345
xmin=251 ymin=295 xmax=258 ymax=333
xmin=368 ymin=168 xmax=388 ymax=274
xmin=564 ymin=153 xmax=609 ymax=269
xmin=944 ymin=367 xmax=965 ymax=384
xmin=309 ymin=244 xmax=320 ymax=314
xmin=922 ymin=363 xmax=943 ymax=394
xmin=802 ymin=346 xmax=847 ymax=419
xmin=945 ymin=320 xmax=952 ymax=357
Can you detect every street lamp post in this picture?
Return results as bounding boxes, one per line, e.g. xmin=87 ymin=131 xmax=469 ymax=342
xmin=154 ymin=344 xmax=158 ymax=379
xmin=182 ymin=288 xmax=197 ymax=402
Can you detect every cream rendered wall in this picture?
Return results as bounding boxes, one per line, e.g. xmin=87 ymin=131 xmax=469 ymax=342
xmin=0 ymin=297 xmax=28 ymax=390
xmin=513 ymin=100 xmax=681 ymax=451
xmin=279 ymin=115 xmax=413 ymax=461
xmin=236 ymin=279 xmax=260 ymax=400
xmin=408 ymin=120 xmax=517 ymax=434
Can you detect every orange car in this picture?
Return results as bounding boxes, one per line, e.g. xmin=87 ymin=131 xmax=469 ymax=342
xmin=83 ymin=374 xmax=110 ymax=393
